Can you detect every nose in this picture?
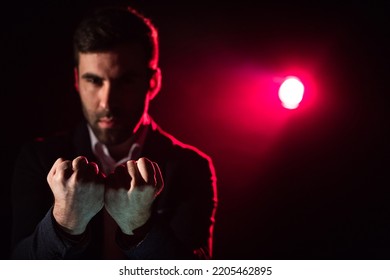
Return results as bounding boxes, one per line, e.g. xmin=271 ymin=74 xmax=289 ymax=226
xmin=99 ymin=83 xmax=117 ymax=110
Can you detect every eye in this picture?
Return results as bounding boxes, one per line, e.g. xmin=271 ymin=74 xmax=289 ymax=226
xmin=118 ymin=75 xmax=138 ymax=85
xmin=85 ymin=76 xmax=103 ymax=86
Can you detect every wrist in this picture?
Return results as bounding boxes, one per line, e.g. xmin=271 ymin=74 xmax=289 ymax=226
xmin=50 ymin=209 xmax=91 ymax=247
xmin=116 ymin=216 xmax=154 ymax=249
xmin=119 ymin=212 xmax=151 ymax=235
xmin=52 ymin=206 xmax=88 ymax=235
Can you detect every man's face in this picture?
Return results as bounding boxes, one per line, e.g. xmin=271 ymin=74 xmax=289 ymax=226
xmin=76 ymin=44 xmax=156 ymax=146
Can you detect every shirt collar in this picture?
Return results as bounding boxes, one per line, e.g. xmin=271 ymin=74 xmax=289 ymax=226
xmin=87 ymin=121 xmax=149 ymax=175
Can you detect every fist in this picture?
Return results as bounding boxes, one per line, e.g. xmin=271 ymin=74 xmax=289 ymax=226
xmin=105 ymin=157 xmax=163 ymax=234
xmin=47 ymin=156 xmax=105 ymax=234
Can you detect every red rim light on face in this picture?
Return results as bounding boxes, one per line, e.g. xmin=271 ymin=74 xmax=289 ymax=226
xmin=278 ymin=76 xmax=304 ymax=109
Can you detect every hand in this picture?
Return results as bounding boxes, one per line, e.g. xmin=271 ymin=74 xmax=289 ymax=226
xmin=104 ymin=157 xmax=163 ymax=235
xmin=47 ymin=156 xmax=105 ymax=235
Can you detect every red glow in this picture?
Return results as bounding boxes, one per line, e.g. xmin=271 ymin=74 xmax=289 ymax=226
xmin=278 ymin=76 xmax=304 ymax=109
xmin=161 ymin=49 xmax=320 ymax=176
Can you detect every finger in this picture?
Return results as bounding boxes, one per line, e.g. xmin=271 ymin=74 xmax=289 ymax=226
xmin=105 ymin=164 xmax=128 ymax=189
xmin=126 ymin=160 xmax=142 ymax=186
xmin=137 ymin=157 xmax=156 ymax=185
xmin=152 ymin=161 xmax=164 ymax=195
xmin=55 ymin=159 xmax=73 ymax=181
xmin=80 ymin=161 xmax=100 ymax=181
xmin=47 ymin=158 xmax=66 ymax=185
xmin=105 ymin=173 xmax=116 ymax=190
xmin=113 ymin=164 xmax=131 ymax=190
xmin=99 ymin=171 xmax=106 ymax=180
xmin=72 ymin=156 xmax=88 ymax=171
xmin=97 ymin=170 xmax=106 ymax=185
xmin=84 ymin=161 xmax=100 ymax=178
xmin=88 ymin=161 xmax=99 ymax=175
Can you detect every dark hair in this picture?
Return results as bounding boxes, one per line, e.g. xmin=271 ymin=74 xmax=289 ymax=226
xmin=73 ymin=5 xmax=159 ymax=68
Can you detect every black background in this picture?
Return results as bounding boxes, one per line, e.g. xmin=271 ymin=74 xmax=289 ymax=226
xmin=2 ymin=0 xmax=390 ymax=259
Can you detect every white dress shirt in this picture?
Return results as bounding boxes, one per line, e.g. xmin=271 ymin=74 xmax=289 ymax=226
xmin=87 ymin=123 xmax=149 ymax=175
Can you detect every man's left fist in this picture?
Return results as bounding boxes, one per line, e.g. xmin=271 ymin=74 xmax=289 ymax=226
xmin=104 ymin=157 xmax=163 ymax=234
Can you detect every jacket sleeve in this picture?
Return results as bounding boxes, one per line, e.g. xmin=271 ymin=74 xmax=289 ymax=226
xmin=12 ymin=207 xmax=90 ymax=259
xmin=10 ymin=141 xmax=90 ymax=259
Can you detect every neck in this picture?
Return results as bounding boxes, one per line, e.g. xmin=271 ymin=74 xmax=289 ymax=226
xmin=102 ymin=114 xmax=151 ymax=161
xmin=106 ymin=137 xmax=134 ymax=162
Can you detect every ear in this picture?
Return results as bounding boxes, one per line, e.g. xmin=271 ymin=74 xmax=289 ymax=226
xmin=74 ymin=67 xmax=80 ymax=92
xmin=147 ymin=67 xmax=161 ymax=100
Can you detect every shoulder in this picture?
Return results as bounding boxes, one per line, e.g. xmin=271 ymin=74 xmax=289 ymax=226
xmin=16 ymin=122 xmax=90 ymax=168
xmin=15 ymin=131 xmax=72 ymax=170
xmin=20 ymin=130 xmax=71 ymax=154
xmin=148 ymin=120 xmax=214 ymax=167
xmin=147 ymin=121 xmax=217 ymax=189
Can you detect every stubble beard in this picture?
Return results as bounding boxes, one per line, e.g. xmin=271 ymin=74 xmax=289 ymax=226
xmin=91 ymin=124 xmax=130 ymax=147
xmin=85 ymin=112 xmax=131 ymax=147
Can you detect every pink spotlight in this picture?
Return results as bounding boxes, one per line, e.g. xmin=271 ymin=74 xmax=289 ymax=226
xmin=278 ymin=76 xmax=305 ymax=109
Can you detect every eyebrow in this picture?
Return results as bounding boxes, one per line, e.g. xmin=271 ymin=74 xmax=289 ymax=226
xmin=81 ymin=73 xmax=104 ymax=80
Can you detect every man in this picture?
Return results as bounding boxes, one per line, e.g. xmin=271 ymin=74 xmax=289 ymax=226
xmin=11 ymin=5 xmax=217 ymax=259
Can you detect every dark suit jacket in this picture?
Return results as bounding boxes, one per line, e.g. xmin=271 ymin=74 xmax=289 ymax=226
xmin=11 ymin=120 xmax=217 ymax=259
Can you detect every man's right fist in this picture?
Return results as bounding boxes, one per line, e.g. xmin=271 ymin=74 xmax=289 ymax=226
xmin=47 ymin=156 xmax=105 ymax=235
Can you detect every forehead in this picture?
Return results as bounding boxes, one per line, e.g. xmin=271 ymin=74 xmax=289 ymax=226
xmin=78 ymin=44 xmax=148 ymax=75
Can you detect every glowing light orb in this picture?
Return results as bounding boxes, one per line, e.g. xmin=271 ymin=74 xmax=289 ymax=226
xmin=278 ymin=76 xmax=304 ymax=109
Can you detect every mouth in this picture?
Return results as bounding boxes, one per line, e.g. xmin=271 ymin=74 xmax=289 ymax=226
xmin=98 ymin=117 xmax=116 ymax=129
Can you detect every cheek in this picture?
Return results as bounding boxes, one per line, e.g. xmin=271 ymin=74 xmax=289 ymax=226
xmin=120 ymin=99 xmax=146 ymax=118
xmin=79 ymin=92 xmax=98 ymax=118
xmin=79 ymin=86 xmax=99 ymax=106
xmin=118 ymin=85 xmax=148 ymax=107
xmin=79 ymin=95 xmax=92 ymax=112
xmin=123 ymin=92 xmax=147 ymax=106
xmin=80 ymin=101 xmax=95 ymax=122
